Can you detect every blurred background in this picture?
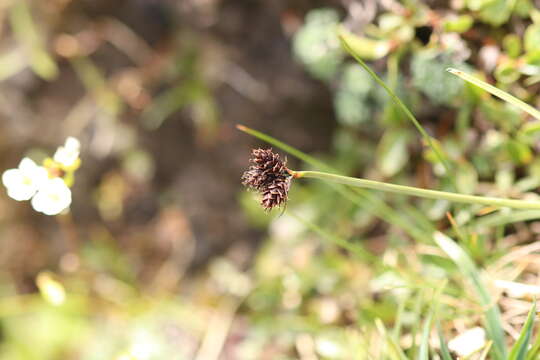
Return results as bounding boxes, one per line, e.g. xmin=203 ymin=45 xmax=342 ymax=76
xmin=2 ymin=0 xmax=540 ymax=359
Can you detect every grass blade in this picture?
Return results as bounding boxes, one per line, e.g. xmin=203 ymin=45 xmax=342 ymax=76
xmin=479 ymin=341 xmax=493 ymax=360
xmin=509 ymin=300 xmax=536 ymax=360
xmin=70 ymin=57 xmax=122 ymax=116
xmin=392 ymin=295 xmax=409 ymax=340
xmin=410 ymin=291 xmax=425 ymax=359
xmin=418 ymin=281 xmax=446 ymax=360
xmin=447 ymin=68 xmax=540 ymax=121
xmin=418 ymin=310 xmax=434 ymax=360
xmin=472 ymin=210 xmax=540 ymax=229
xmin=526 ymin=316 xmax=540 ymax=360
xmin=375 ymin=318 xmax=408 ymax=360
xmin=437 ymin=322 xmax=453 ymax=360
xmin=338 ymin=29 xmax=454 ymax=182
xmin=9 ymin=1 xmax=58 ymax=80
xmin=237 ymin=124 xmax=329 ymax=171
xmin=288 ymin=212 xmax=378 ymax=264
xmin=433 ymin=231 xmax=507 ymax=360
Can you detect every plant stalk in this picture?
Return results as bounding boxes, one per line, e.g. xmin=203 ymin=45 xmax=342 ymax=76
xmin=295 ymin=170 xmax=540 ymax=210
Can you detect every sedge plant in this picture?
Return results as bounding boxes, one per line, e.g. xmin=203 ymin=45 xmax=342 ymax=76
xmin=240 ymin=33 xmax=540 ymax=214
xmin=240 ymin=144 xmax=540 ymax=212
xmin=239 ymin=35 xmax=540 ymax=359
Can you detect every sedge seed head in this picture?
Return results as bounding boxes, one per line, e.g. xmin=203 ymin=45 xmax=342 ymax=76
xmin=241 ymin=148 xmax=292 ymax=211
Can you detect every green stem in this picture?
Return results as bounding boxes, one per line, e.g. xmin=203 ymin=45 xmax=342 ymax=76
xmin=338 ymin=32 xmax=455 ymax=187
xmin=296 ymin=170 xmax=540 ymax=210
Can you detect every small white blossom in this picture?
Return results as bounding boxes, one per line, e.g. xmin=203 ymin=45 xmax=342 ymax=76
xmin=31 ymin=178 xmax=72 ymax=215
xmin=53 ymin=137 xmax=80 ymax=168
xmin=2 ymin=158 xmax=49 ymax=201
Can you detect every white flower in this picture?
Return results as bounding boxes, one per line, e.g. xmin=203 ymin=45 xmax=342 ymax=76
xmin=2 ymin=158 xmax=49 ymax=201
xmin=31 ymin=178 xmax=72 ymax=215
xmin=53 ymin=136 xmax=80 ymax=168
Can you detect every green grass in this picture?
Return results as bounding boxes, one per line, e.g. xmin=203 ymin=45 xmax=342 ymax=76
xmin=238 ymin=55 xmax=540 ymax=358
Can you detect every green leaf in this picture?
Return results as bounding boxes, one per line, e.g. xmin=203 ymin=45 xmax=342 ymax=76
xmin=337 ymin=28 xmax=391 ymax=60
xmin=9 ymin=1 xmax=58 ymax=80
xmin=477 ymin=0 xmax=515 ymax=26
xmin=526 ymin=314 xmax=540 ymax=360
xmin=443 ymin=15 xmax=474 ymax=33
xmin=418 ymin=311 xmax=434 ymax=360
xmin=447 ymin=68 xmax=540 ymax=121
xmin=525 ymin=50 xmax=540 ymax=69
xmin=520 ymin=121 xmax=540 ymax=137
xmin=412 ymin=50 xmax=469 ymax=105
xmin=515 ymin=0 xmax=533 ymax=17
xmin=377 ymin=129 xmax=410 ymax=177
xmin=334 ymin=64 xmax=375 ymax=125
xmin=509 ymin=300 xmax=536 ymax=360
xmin=506 ymin=139 xmax=533 ymax=165
xmin=456 ymin=161 xmax=478 ymax=195
xmin=467 ymin=0 xmax=491 ymax=11
xmin=504 ymin=34 xmax=522 ymax=58
xmin=472 ymin=210 xmax=540 ymax=229
xmin=479 ymin=341 xmax=494 ymax=360
xmin=375 ymin=318 xmax=409 ymax=360
xmin=433 ymin=232 xmax=507 ymax=360
xmin=525 ymin=24 xmax=540 ymax=53
xmin=70 ymin=57 xmax=123 ymax=116
xmin=292 ymin=8 xmax=343 ymax=81
xmin=437 ymin=323 xmax=453 ymax=360
xmin=30 ymin=49 xmax=59 ymax=80
xmin=494 ymin=60 xmax=521 ymax=84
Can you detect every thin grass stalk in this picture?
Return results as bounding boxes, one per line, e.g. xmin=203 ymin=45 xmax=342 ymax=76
xmin=296 ymin=171 xmax=540 ymax=210
xmin=447 ymin=68 xmax=540 ymax=121
xmin=338 ymin=31 xmax=455 ymax=183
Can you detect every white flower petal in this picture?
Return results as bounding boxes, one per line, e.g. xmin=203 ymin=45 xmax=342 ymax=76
xmin=2 ymin=169 xmax=23 ymax=189
xmin=2 ymin=160 xmax=48 ymax=201
xmin=31 ymin=191 xmax=46 ymax=212
xmin=54 ymin=137 xmax=81 ymax=168
xmin=18 ymin=157 xmax=38 ymax=172
xmin=65 ymin=137 xmax=80 ymax=151
xmin=16 ymin=157 xmax=48 ymax=184
xmin=31 ymin=178 xmax=72 ymax=215
xmin=31 ymin=166 xmax=49 ymax=186
xmin=7 ymin=184 xmax=37 ymax=201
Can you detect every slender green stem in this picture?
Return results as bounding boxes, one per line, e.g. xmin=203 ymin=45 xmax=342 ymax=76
xmin=296 ymin=170 xmax=540 ymax=210
xmin=338 ymin=32 xmax=455 ymax=184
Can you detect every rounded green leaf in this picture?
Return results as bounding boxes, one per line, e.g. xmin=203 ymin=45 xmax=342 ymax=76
xmin=494 ymin=60 xmax=521 ymax=84
xmin=525 ymin=23 xmax=540 ymax=53
xmin=338 ymin=28 xmax=391 ymax=60
xmin=443 ymin=15 xmax=474 ymax=33
xmin=503 ymin=34 xmax=522 ymax=58
xmin=377 ymin=129 xmax=410 ymax=177
xmin=456 ymin=161 xmax=479 ymax=195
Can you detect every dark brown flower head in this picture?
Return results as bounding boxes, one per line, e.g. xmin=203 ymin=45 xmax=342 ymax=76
xmin=242 ymin=148 xmax=292 ymax=211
